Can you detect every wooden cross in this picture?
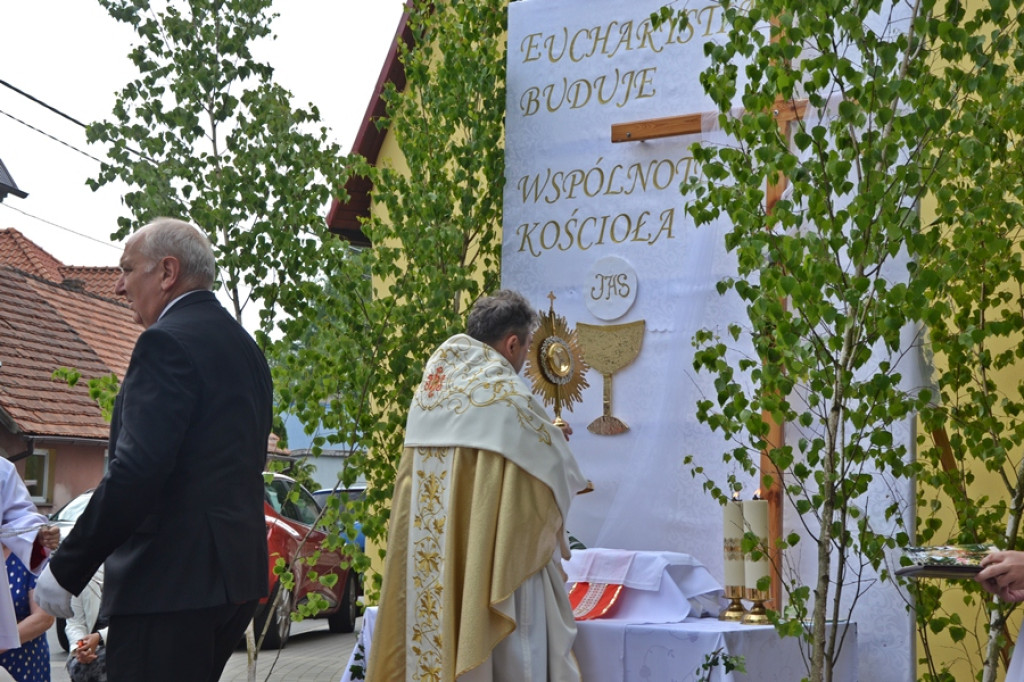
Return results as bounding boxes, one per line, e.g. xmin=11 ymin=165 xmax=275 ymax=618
xmin=611 ymin=97 xmax=808 ymax=609
xmin=610 ymin=100 xmax=807 ymax=143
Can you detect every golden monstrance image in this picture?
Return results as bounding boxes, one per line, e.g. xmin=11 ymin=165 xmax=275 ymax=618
xmin=525 ymin=294 xmax=589 ymax=427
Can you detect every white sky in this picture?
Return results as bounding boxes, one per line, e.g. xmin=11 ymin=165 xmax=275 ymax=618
xmin=0 ymin=1 xmax=406 ymax=269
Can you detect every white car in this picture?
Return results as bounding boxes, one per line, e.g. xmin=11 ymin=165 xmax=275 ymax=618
xmin=49 ymin=489 xmax=93 ymax=541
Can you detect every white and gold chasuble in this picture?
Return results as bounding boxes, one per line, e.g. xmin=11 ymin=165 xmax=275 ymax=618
xmin=367 ymin=335 xmax=587 ymax=682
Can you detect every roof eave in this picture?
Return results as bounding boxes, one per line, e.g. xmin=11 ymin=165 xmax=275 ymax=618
xmin=326 ymin=3 xmax=415 ymax=245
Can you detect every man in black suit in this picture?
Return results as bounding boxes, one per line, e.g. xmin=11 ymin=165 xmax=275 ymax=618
xmin=35 ymin=218 xmax=273 ymax=682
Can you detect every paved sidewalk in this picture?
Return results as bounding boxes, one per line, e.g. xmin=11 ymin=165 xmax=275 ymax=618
xmin=47 ymin=616 xmax=360 ymax=682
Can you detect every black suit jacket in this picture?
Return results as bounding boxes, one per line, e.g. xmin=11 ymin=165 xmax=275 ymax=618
xmin=51 ymin=291 xmax=272 ymax=616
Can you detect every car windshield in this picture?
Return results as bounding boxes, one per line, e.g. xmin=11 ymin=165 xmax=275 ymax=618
xmin=265 ymin=478 xmax=320 ymax=527
xmin=53 ymin=492 xmax=93 ymax=523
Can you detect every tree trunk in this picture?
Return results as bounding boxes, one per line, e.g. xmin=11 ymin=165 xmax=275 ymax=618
xmin=245 ymin=621 xmax=257 ymax=682
xmin=812 ymin=458 xmax=836 ymax=682
xmin=983 ymin=456 xmax=1024 ymax=680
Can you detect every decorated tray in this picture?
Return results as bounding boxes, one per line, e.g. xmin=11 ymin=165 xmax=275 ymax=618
xmin=895 ymin=544 xmax=997 ymax=579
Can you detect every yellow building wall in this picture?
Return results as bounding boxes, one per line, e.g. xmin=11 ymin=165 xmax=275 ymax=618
xmin=362 ymin=125 xmax=407 ymax=584
xmin=916 ymin=190 xmax=1023 ymax=679
xmin=360 ymin=99 xmax=500 ymax=586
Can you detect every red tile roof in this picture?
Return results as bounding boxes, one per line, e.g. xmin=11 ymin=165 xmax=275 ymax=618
xmin=0 ymin=230 xmax=139 ymax=440
xmin=58 ymin=266 xmax=121 ymax=299
xmin=0 ymin=229 xmax=122 ymax=298
xmin=267 ymin=432 xmax=290 ymax=456
xmin=0 ymin=228 xmax=64 ymax=281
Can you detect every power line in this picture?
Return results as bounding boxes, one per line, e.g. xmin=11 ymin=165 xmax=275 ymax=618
xmin=0 ymin=108 xmax=105 ymax=164
xmin=0 ymin=202 xmax=120 ymax=252
xmin=0 ymin=79 xmax=88 ymax=129
xmin=0 ymin=78 xmax=155 ymax=164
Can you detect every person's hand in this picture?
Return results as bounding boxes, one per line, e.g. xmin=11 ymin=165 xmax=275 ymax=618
xmin=33 ymin=565 xmax=73 ymax=618
xmin=73 ymin=632 xmax=101 ymax=663
xmin=977 ymin=551 xmax=1024 ymax=602
xmin=558 ymin=420 xmax=573 ymax=441
xmin=38 ymin=525 xmax=60 ymax=551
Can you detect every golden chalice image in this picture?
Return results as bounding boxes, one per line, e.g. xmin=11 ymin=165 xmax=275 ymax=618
xmin=575 ymin=320 xmax=644 ymax=435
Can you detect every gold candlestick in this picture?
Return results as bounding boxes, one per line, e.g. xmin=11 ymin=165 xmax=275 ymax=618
xmin=741 ymin=587 xmax=769 ymax=625
xmin=719 ymin=585 xmax=747 ymax=622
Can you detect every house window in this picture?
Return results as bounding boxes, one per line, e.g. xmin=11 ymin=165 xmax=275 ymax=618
xmin=23 ymin=449 xmax=53 ymax=504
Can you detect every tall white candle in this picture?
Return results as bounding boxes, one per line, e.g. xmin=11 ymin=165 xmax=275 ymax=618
xmin=723 ymin=496 xmax=745 ymax=587
xmin=743 ymin=498 xmax=770 ymax=592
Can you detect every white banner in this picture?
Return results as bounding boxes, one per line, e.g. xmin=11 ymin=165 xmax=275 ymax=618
xmin=504 ymin=1 xmax=918 ymax=680
xmin=504 ymin=0 xmax=753 ymax=571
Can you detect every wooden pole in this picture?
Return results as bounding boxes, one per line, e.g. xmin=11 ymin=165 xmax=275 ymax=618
xmin=762 ymin=130 xmax=792 ymax=609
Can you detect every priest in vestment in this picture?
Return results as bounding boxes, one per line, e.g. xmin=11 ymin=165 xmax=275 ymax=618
xmin=366 ymin=290 xmax=588 ymax=682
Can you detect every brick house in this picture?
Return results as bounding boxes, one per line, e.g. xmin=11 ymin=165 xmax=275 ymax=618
xmin=0 ymin=228 xmax=137 ymax=513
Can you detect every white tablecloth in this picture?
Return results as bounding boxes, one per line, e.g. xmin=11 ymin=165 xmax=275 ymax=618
xmin=340 ymin=605 xmax=375 ymax=682
xmin=574 ymin=616 xmax=857 ymax=681
xmin=341 ymin=608 xmax=858 ymax=681
xmin=565 ymin=548 xmax=723 ymax=622
xmin=340 ymin=549 xmax=857 ymax=681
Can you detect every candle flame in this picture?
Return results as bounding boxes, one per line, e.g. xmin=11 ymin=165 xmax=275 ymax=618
xmin=731 ymin=491 xmax=741 ymax=501
xmin=753 ymin=488 xmax=762 ymax=500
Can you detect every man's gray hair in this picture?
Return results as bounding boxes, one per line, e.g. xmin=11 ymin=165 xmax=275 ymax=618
xmin=131 ymin=218 xmax=217 ymax=290
xmin=466 ymin=289 xmax=539 ymax=345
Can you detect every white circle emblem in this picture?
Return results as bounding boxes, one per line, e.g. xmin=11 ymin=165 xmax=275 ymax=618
xmin=584 ymin=256 xmax=638 ymax=321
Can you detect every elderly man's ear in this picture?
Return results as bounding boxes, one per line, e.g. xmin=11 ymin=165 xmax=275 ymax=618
xmin=159 ymin=256 xmax=182 ymax=292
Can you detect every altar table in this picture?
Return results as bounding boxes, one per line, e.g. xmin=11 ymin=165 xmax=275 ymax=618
xmin=340 ymin=549 xmax=857 ymax=681
xmin=574 ymin=616 xmax=857 ymax=681
xmin=339 ymin=607 xmax=858 ymax=681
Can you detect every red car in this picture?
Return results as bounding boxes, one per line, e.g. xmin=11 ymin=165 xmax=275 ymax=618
xmin=50 ymin=475 xmax=361 ymax=651
xmin=257 ymin=473 xmax=362 ymax=649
